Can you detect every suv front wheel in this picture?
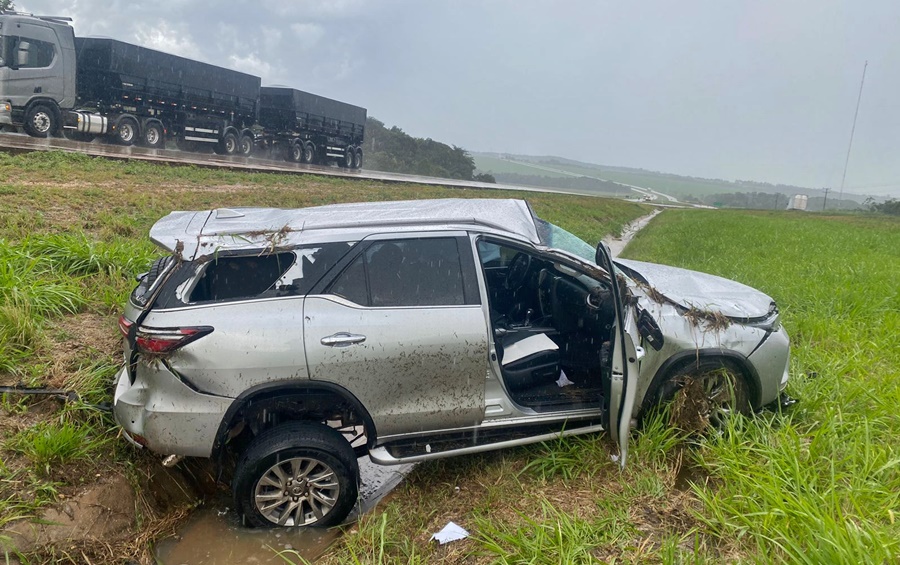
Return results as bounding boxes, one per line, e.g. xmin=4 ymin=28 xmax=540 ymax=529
xmin=234 ymin=422 xmax=359 ymax=528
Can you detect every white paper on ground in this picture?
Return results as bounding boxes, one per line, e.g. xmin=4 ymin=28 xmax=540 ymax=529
xmin=430 ymin=521 xmax=470 ymax=544
xmin=556 ymin=369 xmax=574 ymax=388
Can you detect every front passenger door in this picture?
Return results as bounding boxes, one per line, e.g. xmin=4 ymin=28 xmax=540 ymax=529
xmin=303 ymin=234 xmax=488 ymax=439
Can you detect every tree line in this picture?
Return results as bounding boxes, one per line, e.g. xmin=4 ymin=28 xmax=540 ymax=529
xmin=362 ymin=118 xmax=494 ymax=182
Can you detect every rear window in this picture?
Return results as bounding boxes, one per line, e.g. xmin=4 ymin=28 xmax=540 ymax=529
xmin=186 ymin=243 xmax=353 ymax=304
xmin=191 ymin=252 xmax=295 ymax=302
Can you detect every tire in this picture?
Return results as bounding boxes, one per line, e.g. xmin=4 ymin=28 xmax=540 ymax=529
xmin=234 ymin=422 xmax=359 ymax=528
xmin=141 ymin=122 xmax=165 ymax=148
xmin=216 ymin=132 xmax=239 ymax=155
xmin=238 ymin=134 xmax=254 ymax=157
xmin=288 ymin=141 xmax=303 ymax=163
xmin=343 ymin=146 xmax=355 ymax=168
xmin=115 ymin=117 xmax=138 ymax=146
xmin=301 ymin=142 xmax=315 ymax=164
xmin=24 ymin=104 xmax=57 ymax=138
xmin=353 ymin=148 xmax=363 ymax=169
xmin=659 ymin=358 xmax=751 ymax=431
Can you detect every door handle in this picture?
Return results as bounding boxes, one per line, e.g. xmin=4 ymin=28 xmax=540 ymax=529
xmin=320 ymin=332 xmax=367 ymax=347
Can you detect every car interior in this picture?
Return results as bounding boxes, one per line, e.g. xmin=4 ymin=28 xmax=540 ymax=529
xmin=477 ymin=240 xmax=614 ymax=412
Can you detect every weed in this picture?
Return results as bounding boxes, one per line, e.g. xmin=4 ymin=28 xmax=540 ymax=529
xmin=6 ymin=419 xmax=107 ymax=475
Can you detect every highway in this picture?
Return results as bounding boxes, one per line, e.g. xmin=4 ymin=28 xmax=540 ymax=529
xmin=0 ymin=132 xmax=633 ymax=200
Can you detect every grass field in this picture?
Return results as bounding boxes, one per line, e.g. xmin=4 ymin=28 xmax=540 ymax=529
xmin=0 ymin=150 xmax=649 ymax=563
xmin=473 ymin=154 xmax=793 ymax=199
xmin=311 ymin=209 xmax=899 ymax=564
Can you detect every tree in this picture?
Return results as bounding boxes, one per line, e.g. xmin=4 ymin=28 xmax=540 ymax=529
xmin=0 ymin=1 xmax=15 ymax=12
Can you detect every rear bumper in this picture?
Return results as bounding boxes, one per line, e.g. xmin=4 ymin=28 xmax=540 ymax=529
xmin=113 ymin=365 xmax=234 ymax=458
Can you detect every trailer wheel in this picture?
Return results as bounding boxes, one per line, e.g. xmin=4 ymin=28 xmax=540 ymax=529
xmin=353 ymin=148 xmax=364 ymax=169
xmin=288 ymin=141 xmax=304 ymax=162
xmin=141 ymin=122 xmax=165 ymax=148
xmin=301 ymin=142 xmax=315 ymax=164
xmin=115 ymin=118 xmax=138 ymax=146
xmin=239 ymin=135 xmax=254 ymax=157
xmin=216 ymin=132 xmax=239 ymax=155
xmin=24 ymin=104 xmax=57 ymax=138
xmin=343 ymin=146 xmax=355 ymax=168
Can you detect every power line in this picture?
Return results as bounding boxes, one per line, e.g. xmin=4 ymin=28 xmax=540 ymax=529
xmin=839 ymin=61 xmax=868 ymax=204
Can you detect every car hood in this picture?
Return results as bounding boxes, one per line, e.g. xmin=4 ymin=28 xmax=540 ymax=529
xmin=614 ymin=259 xmax=774 ymax=319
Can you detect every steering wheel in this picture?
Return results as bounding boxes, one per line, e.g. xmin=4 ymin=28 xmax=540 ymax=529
xmin=504 ymin=252 xmax=531 ymax=290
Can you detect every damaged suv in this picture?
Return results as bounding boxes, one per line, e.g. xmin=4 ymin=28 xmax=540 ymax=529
xmin=113 ymin=198 xmax=790 ymax=528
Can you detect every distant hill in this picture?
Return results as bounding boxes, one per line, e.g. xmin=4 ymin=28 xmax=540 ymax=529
xmin=473 ymin=152 xmax=881 ymax=209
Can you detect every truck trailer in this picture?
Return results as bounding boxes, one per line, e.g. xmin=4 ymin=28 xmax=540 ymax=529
xmin=0 ymin=11 xmax=366 ymax=167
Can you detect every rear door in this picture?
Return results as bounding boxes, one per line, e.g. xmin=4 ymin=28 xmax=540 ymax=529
xmin=303 ymin=233 xmax=489 ymax=439
xmin=595 ymin=242 xmax=640 ymax=467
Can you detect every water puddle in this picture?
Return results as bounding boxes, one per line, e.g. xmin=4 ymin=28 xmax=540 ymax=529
xmin=156 ymin=458 xmax=413 ymax=564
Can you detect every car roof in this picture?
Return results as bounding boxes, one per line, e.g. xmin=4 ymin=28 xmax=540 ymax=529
xmin=150 ymin=198 xmax=542 ymax=259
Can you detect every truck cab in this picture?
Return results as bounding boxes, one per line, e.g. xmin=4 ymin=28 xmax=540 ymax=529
xmin=0 ymin=12 xmax=76 ymax=136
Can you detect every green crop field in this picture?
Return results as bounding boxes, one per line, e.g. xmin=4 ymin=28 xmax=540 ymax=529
xmin=472 ymin=155 xmax=573 ymax=178
xmin=474 ymin=154 xmax=757 ymax=199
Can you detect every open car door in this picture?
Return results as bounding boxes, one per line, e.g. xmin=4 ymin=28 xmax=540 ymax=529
xmin=595 ymin=242 xmax=641 ymax=468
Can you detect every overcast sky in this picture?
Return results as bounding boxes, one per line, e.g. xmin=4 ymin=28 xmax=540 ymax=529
xmin=18 ymin=0 xmax=900 ymax=195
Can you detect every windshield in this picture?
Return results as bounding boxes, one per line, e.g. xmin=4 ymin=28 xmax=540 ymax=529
xmin=535 ymin=218 xmax=596 ymax=264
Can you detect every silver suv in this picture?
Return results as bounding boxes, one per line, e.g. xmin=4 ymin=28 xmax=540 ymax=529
xmin=113 ymin=198 xmax=790 ymax=528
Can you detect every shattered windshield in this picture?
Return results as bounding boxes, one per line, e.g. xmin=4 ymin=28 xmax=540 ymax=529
xmin=535 ymin=218 xmax=596 ymax=264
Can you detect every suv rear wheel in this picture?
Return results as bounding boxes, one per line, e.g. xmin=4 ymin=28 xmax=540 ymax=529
xmin=233 ymin=422 xmax=359 ymax=528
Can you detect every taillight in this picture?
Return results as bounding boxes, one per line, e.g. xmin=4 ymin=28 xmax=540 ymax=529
xmin=118 ymin=315 xmax=134 ymax=337
xmin=134 ymin=326 xmax=214 ymax=354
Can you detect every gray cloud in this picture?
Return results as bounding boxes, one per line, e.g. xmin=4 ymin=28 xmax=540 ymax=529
xmin=16 ymin=0 xmax=900 ymax=195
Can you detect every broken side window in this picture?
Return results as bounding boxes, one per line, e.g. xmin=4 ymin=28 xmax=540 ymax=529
xmin=274 ymin=242 xmax=355 ymax=295
xmin=190 ymin=252 xmax=295 ymax=302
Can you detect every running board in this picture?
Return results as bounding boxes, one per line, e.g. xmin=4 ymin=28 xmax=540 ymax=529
xmin=369 ymin=422 xmax=604 ymax=465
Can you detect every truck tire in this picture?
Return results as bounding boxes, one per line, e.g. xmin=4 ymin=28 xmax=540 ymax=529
xmin=353 ymin=148 xmax=364 ymax=169
xmin=239 ymin=134 xmax=254 ymax=157
xmin=115 ymin=117 xmax=138 ymax=146
xmin=24 ymin=104 xmax=57 ymax=138
xmin=301 ymin=142 xmax=315 ymax=164
xmin=215 ymin=132 xmax=239 ymax=155
xmin=343 ymin=146 xmax=355 ymax=168
xmin=141 ymin=122 xmax=165 ymax=148
xmin=234 ymin=422 xmax=359 ymax=528
xmin=288 ymin=141 xmax=303 ymax=162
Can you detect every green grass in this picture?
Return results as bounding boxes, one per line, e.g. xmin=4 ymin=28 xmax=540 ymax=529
xmin=5 ymin=418 xmax=107 ymax=474
xmin=623 ymin=209 xmax=900 ymax=562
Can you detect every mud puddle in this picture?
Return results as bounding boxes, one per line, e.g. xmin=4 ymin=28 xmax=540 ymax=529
xmin=156 ymin=458 xmax=413 ymax=564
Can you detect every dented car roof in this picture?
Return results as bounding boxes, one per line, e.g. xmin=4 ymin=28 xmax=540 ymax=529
xmin=150 ymin=198 xmax=542 ymax=259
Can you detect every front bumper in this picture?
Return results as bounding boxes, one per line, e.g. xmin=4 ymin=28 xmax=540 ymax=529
xmin=0 ymin=102 xmax=13 ymax=126
xmin=113 ymin=365 xmax=234 ymax=458
xmin=747 ymin=325 xmax=791 ymax=407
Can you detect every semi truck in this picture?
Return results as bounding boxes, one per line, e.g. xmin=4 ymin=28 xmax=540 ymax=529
xmin=0 ymin=11 xmax=366 ymax=167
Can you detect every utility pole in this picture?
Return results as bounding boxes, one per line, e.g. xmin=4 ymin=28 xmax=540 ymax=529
xmin=774 ymin=193 xmax=779 ymax=210
xmin=839 ymin=61 xmax=868 ymax=203
xmin=823 ymin=188 xmax=830 ymax=211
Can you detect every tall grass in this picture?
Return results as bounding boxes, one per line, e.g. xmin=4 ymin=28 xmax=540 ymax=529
xmin=623 ymin=210 xmax=900 ymax=562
